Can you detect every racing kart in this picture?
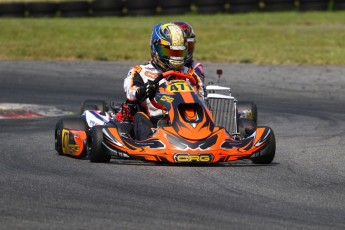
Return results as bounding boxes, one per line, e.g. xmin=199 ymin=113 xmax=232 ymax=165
xmin=55 ymin=70 xmax=275 ymax=164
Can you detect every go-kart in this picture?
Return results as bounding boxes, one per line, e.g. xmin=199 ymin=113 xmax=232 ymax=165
xmin=55 ymin=70 xmax=275 ymax=164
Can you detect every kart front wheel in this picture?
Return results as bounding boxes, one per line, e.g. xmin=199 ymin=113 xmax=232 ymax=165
xmin=55 ymin=117 xmax=87 ymax=156
xmin=238 ymin=118 xmax=256 ymax=138
xmin=88 ymin=126 xmax=111 ymax=163
xmin=251 ymin=128 xmax=276 ymax=164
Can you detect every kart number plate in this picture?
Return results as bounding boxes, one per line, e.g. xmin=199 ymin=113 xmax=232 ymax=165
xmin=167 ymin=82 xmax=193 ymax=93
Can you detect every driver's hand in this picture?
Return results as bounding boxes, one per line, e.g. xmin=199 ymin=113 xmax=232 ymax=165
xmin=145 ymin=80 xmax=157 ymax=99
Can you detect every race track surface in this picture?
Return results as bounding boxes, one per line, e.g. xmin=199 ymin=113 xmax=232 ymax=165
xmin=0 ymin=61 xmax=344 ymax=230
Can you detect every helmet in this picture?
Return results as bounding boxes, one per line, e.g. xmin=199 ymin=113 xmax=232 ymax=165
xmin=172 ymin=21 xmax=196 ymax=65
xmin=151 ymin=23 xmax=188 ymax=71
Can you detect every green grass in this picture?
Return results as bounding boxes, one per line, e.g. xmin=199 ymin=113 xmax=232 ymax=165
xmin=0 ymin=12 xmax=345 ymax=64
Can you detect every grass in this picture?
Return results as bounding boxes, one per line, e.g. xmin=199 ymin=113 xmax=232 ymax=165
xmin=0 ymin=12 xmax=345 ymax=65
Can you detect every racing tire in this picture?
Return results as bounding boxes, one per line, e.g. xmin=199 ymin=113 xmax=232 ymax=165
xmin=159 ymin=0 xmax=190 ymax=8
xmin=229 ymin=0 xmax=259 ymax=3
xmin=160 ymin=7 xmax=190 ymax=15
xmin=334 ymin=0 xmax=345 ymax=11
xmin=194 ymin=0 xmax=225 ymax=6
xmin=238 ymin=118 xmax=256 ymax=138
xmin=263 ymin=0 xmax=296 ymax=11
xmin=228 ymin=0 xmax=260 ymax=13
xmin=26 ymin=2 xmax=58 ymax=17
xmin=88 ymin=126 xmax=111 ymax=163
xmin=197 ymin=5 xmax=225 ymax=14
xmin=194 ymin=0 xmax=225 ymax=14
xmin=80 ymin=99 xmax=107 ymax=115
xmin=298 ymin=0 xmax=329 ymax=11
xmin=228 ymin=4 xmax=260 ymax=13
xmin=125 ymin=0 xmax=157 ymax=16
xmin=0 ymin=3 xmax=25 ymax=17
xmin=237 ymin=101 xmax=258 ymax=125
xmin=55 ymin=117 xmax=87 ymax=156
xmin=59 ymin=1 xmax=90 ymax=17
xmin=158 ymin=0 xmax=191 ymax=15
xmin=251 ymin=128 xmax=276 ymax=164
xmin=91 ymin=0 xmax=124 ymax=16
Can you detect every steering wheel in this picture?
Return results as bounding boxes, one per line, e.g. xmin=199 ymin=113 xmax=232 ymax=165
xmin=160 ymin=70 xmax=196 ymax=85
xmin=150 ymin=71 xmax=197 ymax=110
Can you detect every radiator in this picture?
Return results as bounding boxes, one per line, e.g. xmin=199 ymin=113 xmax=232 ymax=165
xmin=205 ymin=85 xmax=237 ymax=135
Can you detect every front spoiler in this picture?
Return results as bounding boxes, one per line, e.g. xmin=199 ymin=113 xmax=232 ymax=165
xmin=101 ymin=126 xmax=273 ymax=164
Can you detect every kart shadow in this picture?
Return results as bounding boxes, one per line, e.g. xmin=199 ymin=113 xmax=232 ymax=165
xmin=108 ymin=158 xmax=280 ymax=167
xmin=58 ymin=155 xmax=280 ymax=167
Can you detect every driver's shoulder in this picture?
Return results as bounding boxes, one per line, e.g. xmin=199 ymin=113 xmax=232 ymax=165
xmin=131 ymin=62 xmax=160 ymax=74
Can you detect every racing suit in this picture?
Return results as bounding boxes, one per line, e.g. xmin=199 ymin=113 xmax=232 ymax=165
xmin=124 ymin=60 xmax=204 ymax=140
xmin=186 ymin=60 xmax=205 ymax=83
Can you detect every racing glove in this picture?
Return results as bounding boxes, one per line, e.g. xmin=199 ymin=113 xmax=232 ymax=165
xmin=145 ymin=80 xmax=158 ymax=99
xmin=136 ymin=80 xmax=158 ymax=101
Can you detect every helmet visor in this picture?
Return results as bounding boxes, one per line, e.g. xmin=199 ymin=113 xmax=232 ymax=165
xmin=156 ymin=45 xmax=187 ymax=58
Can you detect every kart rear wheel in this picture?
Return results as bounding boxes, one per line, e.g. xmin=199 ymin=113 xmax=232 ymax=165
xmin=251 ymin=128 xmax=276 ymax=164
xmin=238 ymin=117 xmax=256 ymax=138
xmin=80 ymin=99 xmax=107 ymax=115
xmin=88 ymin=126 xmax=111 ymax=163
xmin=237 ymin=101 xmax=258 ymax=124
xmin=55 ymin=117 xmax=87 ymax=156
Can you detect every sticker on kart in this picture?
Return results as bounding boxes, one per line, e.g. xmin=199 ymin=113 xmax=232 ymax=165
xmin=62 ymin=129 xmax=81 ymax=154
xmin=167 ymin=81 xmax=194 ymax=93
xmin=174 ymin=153 xmax=213 ymax=163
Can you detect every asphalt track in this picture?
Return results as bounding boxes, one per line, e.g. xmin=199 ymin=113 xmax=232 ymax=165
xmin=0 ymin=61 xmax=344 ymax=230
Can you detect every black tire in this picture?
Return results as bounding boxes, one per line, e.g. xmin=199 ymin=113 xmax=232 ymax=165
xmin=334 ymin=0 xmax=345 ymax=10
xmin=26 ymin=2 xmax=58 ymax=17
xmin=92 ymin=10 xmax=123 ymax=16
xmin=91 ymin=0 xmax=123 ymax=10
xmin=55 ymin=117 xmax=87 ymax=156
xmin=197 ymin=5 xmax=225 ymax=14
xmin=125 ymin=0 xmax=157 ymax=9
xmin=125 ymin=0 xmax=157 ymax=16
xmin=229 ymin=0 xmax=260 ymax=3
xmin=229 ymin=5 xmax=260 ymax=13
xmin=159 ymin=0 xmax=190 ymax=8
xmin=264 ymin=3 xmax=296 ymax=11
xmin=251 ymin=128 xmax=276 ymax=164
xmin=0 ymin=3 xmax=25 ymax=17
xmin=299 ymin=0 xmax=329 ymax=11
xmin=237 ymin=101 xmax=258 ymax=125
xmin=59 ymin=1 xmax=90 ymax=17
xmin=228 ymin=0 xmax=260 ymax=13
xmin=126 ymin=8 xmax=156 ymax=16
xmin=89 ymin=126 xmax=111 ymax=163
xmin=80 ymin=99 xmax=107 ymax=115
xmin=160 ymin=7 xmax=190 ymax=15
xmin=91 ymin=0 xmax=123 ymax=16
xmin=238 ymin=118 xmax=256 ymax=138
xmin=158 ymin=0 xmax=191 ymax=15
xmin=263 ymin=0 xmax=296 ymax=11
xmin=264 ymin=0 xmax=294 ymax=3
xmin=194 ymin=0 xmax=225 ymax=6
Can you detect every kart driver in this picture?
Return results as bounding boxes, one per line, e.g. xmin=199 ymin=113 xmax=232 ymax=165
xmin=123 ymin=23 xmax=204 ymax=140
xmin=172 ymin=21 xmax=206 ymax=83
